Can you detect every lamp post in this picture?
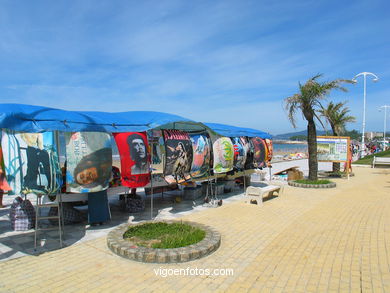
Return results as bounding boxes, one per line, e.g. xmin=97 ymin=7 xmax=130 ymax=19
xmin=379 ymin=105 xmax=390 ymax=150
xmin=352 ymin=72 xmax=379 ymax=157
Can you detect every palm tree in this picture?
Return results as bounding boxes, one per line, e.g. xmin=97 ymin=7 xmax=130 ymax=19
xmin=284 ymin=74 xmax=351 ymax=180
xmin=319 ymin=101 xmax=356 ymax=172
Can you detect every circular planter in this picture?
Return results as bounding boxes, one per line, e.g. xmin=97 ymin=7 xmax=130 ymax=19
xmin=107 ymin=220 xmax=221 ymax=263
xmin=288 ymin=181 xmax=336 ymax=188
xmin=318 ymin=171 xmax=355 ymax=178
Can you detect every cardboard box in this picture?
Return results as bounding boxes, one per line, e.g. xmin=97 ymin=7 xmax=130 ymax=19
xmin=287 ymin=169 xmax=303 ymax=181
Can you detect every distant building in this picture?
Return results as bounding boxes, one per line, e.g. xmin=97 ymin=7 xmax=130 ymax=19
xmin=364 ymin=132 xmax=383 ymax=140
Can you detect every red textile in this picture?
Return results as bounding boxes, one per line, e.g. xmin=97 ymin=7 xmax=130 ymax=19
xmin=113 ymin=132 xmax=150 ymax=188
xmin=0 ymin=147 xmax=11 ymax=192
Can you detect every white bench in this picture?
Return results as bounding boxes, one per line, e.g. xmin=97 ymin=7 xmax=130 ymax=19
xmin=245 ymin=183 xmax=283 ymax=205
xmin=372 ymin=156 xmax=390 ymax=168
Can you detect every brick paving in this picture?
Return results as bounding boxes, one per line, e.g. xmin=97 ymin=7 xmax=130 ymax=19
xmin=0 ymin=166 xmax=389 ymax=292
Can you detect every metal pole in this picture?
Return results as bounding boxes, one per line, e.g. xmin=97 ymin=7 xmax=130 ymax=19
xmin=384 ymin=106 xmax=387 ymax=149
xmin=361 ymin=74 xmax=366 ymax=158
xmin=380 ymin=105 xmax=390 ymax=150
xmin=149 ymin=133 xmax=154 ymax=220
xmin=352 ymin=72 xmax=379 ymax=158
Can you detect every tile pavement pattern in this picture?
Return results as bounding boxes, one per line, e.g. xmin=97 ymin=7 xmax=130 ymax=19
xmin=0 ymin=166 xmax=390 ymax=292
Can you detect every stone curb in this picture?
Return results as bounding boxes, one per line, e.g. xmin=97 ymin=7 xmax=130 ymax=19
xmin=107 ymin=220 xmax=221 ymax=263
xmin=318 ymin=172 xmax=355 ymax=178
xmin=288 ymin=181 xmax=336 ymax=188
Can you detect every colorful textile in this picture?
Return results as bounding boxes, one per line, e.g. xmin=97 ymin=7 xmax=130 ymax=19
xmin=2 ymin=131 xmax=62 ymax=195
xmin=0 ymin=146 xmax=11 ymax=192
xmin=113 ymin=132 xmax=150 ymax=188
xmin=212 ymin=137 xmax=234 ymax=174
xmin=109 ymin=166 xmax=121 ymax=187
xmin=150 ymin=130 xmax=165 ymax=174
xmin=190 ymin=133 xmax=211 ymax=178
xmin=163 ymin=130 xmax=193 ymax=182
xmin=65 ymin=132 xmax=112 ymax=193
xmin=231 ymin=137 xmax=247 ymax=170
xmin=265 ymin=139 xmax=273 ymax=162
xmin=251 ymin=137 xmax=267 ymax=168
xmin=243 ymin=137 xmax=254 ymax=170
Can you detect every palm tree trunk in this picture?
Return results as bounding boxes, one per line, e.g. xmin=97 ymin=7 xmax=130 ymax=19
xmin=332 ymin=162 xmax=340 ymax=173
xmin=307 ymin=120 xmax=318 ymax=180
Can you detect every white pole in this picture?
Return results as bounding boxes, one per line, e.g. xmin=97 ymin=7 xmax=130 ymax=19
xmin=361 ymin=74 xmax=366 ymax=157
xmin=352 ymin=72 xmax=379 ymax=158
xmin=380 ymin=105 xmax=390 ymax=150
xmin=384 ymin=107 xmax=387 ymax=149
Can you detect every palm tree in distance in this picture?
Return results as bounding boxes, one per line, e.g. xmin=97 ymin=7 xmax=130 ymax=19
xmin=319 ymin=101 xmax=356 ymax=172
xmin=284 ymin=74 xmax=352 ymax=180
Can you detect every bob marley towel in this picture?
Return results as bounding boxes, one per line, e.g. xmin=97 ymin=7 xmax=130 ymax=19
xmin=190 ymin=133 xmax=211 ymax=179
xmin=212 ymin=137 xmax=234 ymax=174
xmin=250 ymin=137 xmax=267 ymax=168
xmin=163 ymin=130 xmax=193 ymax=183
xmin=1 ymin=130 xmax=62 ymax=195
xmin=113 ymin=132 xmax=150 ymax=188
xmin=65 ymin=132 xmax=112 ymax=193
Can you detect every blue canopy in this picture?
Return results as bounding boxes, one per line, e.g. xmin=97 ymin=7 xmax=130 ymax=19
xmin=0 ymin=104 xmax=272 ymax=138
xmin=0 ymin=103 xmax=198 ymax=133
xmin=204 ymin=122 xmax=272 ymax=139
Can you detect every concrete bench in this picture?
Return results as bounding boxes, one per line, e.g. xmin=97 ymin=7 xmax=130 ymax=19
xmin=372 ymin=156 xmax=390 ymax=168
xmin=245 ymin=183 xmax=283 ymax=205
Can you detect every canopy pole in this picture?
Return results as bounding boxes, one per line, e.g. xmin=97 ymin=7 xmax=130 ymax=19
xmin=149 ymin=132 xmax=154 ymax=220
xmin=269 ymin=165 xmax=272 ymax=182
xmin=243 ymin=169 xmax=246 ymax=194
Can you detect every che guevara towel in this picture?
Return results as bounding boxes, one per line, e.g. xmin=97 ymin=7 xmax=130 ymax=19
xmin=113 ymin=132 xmax=150 ymax=188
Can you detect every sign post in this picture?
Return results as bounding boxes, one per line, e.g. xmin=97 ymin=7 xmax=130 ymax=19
xmin=317 ymin=136 xmax=351 ymax=180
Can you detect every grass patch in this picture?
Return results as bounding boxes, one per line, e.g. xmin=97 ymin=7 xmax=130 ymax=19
xmin=294 ymin=179 xmax=332 ymax=185
xmin=123 ymin=222 xmax=206 ymax=249
xmin=324 ymin=171 xmax=351 ymax=177
xmin=353 ymin=149 xmax=390 ymax=165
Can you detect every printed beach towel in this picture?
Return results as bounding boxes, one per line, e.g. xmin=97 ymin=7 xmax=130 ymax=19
xmin=0 ymin=145 xmax=12 ymax=193
xmin=113 ymin=132 xmax=150 ymax=188
xmin=212 ymin=137 xmax=234 ymax=174
xmin=251 ymin=137 xmax=267 ymax=168
xmin=243 ymin=137 xmax=254 ymax=170
xmin=65 ymin=132 xmax=112 ymax=193
xmin=150 ymin=130 xmax=165 ymax=174
xmin=265 ymin=139 xmax=273 ymax=162
xmin=163 ymin=130 xmax=193 ymax=183
xmin=190 ymin=133 xmax=211 ymax=179
xmin=1 ymin=130 xmax=62 ymax=195
xmin=231 ymin=137 xmax=247 ymax=170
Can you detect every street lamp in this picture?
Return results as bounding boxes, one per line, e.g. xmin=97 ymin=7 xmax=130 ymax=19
xmin=352 ymin=72 xmax=379 ymax=157
xmin=379 ymin=105 xmax=390 ymax=150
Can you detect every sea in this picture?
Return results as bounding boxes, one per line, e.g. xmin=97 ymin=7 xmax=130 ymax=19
xmin=273 ymin=143 xmax=307 ymax=154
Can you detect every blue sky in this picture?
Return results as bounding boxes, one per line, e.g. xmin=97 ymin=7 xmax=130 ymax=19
xmin=0 ymin=0 xmax=389 ymax=135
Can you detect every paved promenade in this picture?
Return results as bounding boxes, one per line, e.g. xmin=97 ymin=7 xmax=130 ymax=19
xmin=0 ymin=166 xmax=389 ymax=292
